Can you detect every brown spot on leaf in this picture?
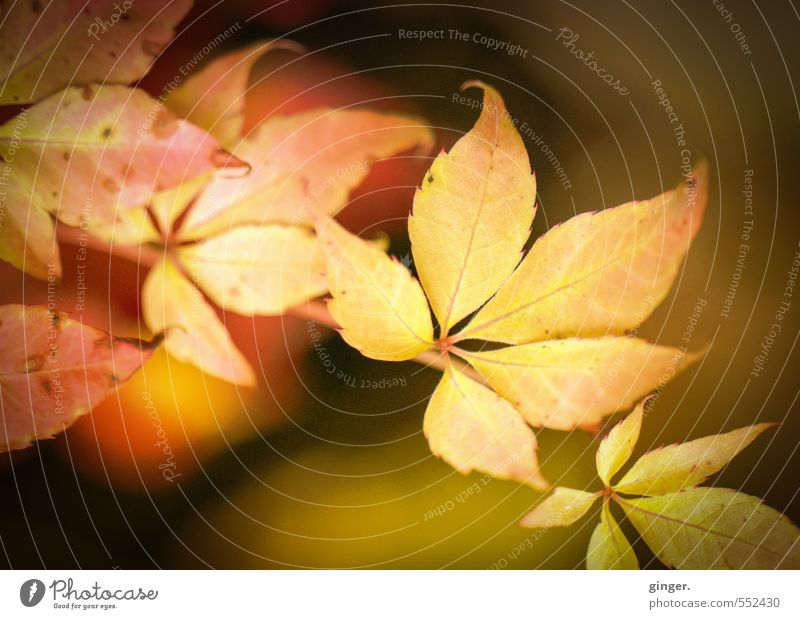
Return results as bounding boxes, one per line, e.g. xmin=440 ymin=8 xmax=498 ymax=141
xmin=42 ymin=379 xmax=52 ymax=393
xmin=94 ymin=336 xmax=113 ymax=350
xmin=62 ymin=151 xmax=70 ymax=162
xmin=102 ymin=127 xmax=113 ymax=139
xmin=23 ymin=354 xmax=45 ymax=373
xmin=102 ymin=177 xmax=119 ymax=193
xmin=81 ymin=85 xmax=94 ymax=101
xmin=142 ymin=40 xmax=162 ymax=57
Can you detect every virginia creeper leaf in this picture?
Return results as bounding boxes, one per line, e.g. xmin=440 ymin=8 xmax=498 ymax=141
xmin=0 ymin=0 xmax=192 ymax=104
xmin=315 ymin=216 xmax=433 ymax=362
xmin=466 ymin=337 xmax=699 ymax=431
xmin=166 ymin=39 xmax=302 ymax=147
xmin=408 ymin=81 xmax=536 ymax=333
xmin=595 ymin=399 xmax=645 ymax=486
xmin=142 ymin=258 xmax=256 ymax=386
xmin=519 ymin=487 xmax=597 ymax=528
xmin=424 ymin=363 xmax=548 ymax=489
xmin=181 ymin=108 xmax=433 ymax=235
xmin=0 ymin=85 xmax=247 ymax=237
xmin=618 ymin=488 xmax=800 ymax=569
xmin=0 ymin=304 xmax=157 ymax=452
xmin=586 ymin=502 xmax=639 ymax=569
xmin=461 ymin=161 xmax=709 ymax=344
xmin=178 ymin=224 xmax=328 ymax=316
xmin=615 ymin=423 xmax=776 ymax=496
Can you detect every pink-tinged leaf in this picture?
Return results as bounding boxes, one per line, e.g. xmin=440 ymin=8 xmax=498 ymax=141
xmin=460 ymin=161 xmax=709 ymax=344
xmin=0 ymin=85 xmax=247 ymax=245
xmin=0 ymin=304 xmax=158 ymax=452
xmin=409 ymin=81 xmax=536 ymax=333
xmin=0 ymin=0 xmax=192 ymax=104
xmin=142 ymin=257 xmax=256 ymax=386
xmin=423 ymin=362 xmax=548 ymax=490
xmin=180 ymin=108 xmax=433 ymax=236
xmin=166 ymin=39 xmax=303 ymax=148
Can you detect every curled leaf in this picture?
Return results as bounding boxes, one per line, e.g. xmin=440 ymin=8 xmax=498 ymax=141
xmin=461 ymin=161 xmax=709 ymax=344
xmin=466 ymin=337 xmax=699 ymax=431
xmin=0 ymin=0 xmax=192 ymax=104
xmin=615 ymin=422 xmax=776 ymax=496
xmin=618 ymin=488 xmax=800 ymax=569
xmin=0 ymin=305 xmax=157 ymax=452
xmin=409 ymin=81 xmax=536 ymax=333
xmin=178 ymin=224 xmax=328 ymax=316
xmin=586 ymin=502 xmax=639 ymax=569
xmin=166 ymin=39 xmax=303 ymax=147
xmin=142 ymin=258 xmax=256 ymax=386
xmin=315 ymin=217 xmax=433 ymax=362
xmin=519 ymin=487 xmax=598 ymax=528
xmin=424 ymin=363 xmax=547 ymax=489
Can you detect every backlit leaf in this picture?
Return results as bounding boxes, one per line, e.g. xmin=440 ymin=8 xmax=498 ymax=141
xmin=142 ymin=258 xmax=256 ymax=386
xmin=0 ymin=85 xmax=247 ymax=235
xmin=0 ymin=304 xmax=157 ymax=452
xmin=586 ymin=502 xmax=639 ymax=569
xmin=460 ymin=162 xmax=708 ymax=344
xmin=409 ymin=81 xmax=536 ymax=333
xmin=0 ymin=191 xmax=60 ymax=280
xmin=595 ymin=399 xmax=644 ymax=486
xmin=182 ymin=108 xmax=433 ymax=235
xmin=519 ymin=487 xmax=598 ymax=528
xmin=615 ymin=423 xmax=776 ymax=496
xmin=424 ymin=363 xmax=547 ymax=489
xmin=315 ymin=217 xmax=433 ymax=362
xmin=618 ymin=488 xmax=800 ymax=569
xmin=465 ymin=337 xmax=699 ymax=431
xmin=166 ymin=39 xmax=302 ymax=147
xmin=0 ymin=0 xmax=192 ymax=104
xmin=178 ymin=224 xmax=327 ymax=316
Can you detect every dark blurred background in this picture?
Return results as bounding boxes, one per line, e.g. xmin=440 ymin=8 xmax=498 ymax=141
xmin=1 ymin=0 xmax=799 ymax=569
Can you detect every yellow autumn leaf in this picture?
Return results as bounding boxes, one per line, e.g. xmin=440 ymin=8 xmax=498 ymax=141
xmin=177 ymin=225 xmax=327 ymax=316
xmin=181 ymin=108 xmax=433 ymax=235
xmin=0 ymin=0 xmax=191 ymax=104
xmin=166 ymin=39 xmax=302 ymax=147
xmin=595 ymin=400 xmax=644 ymax=486
xmin=142 ymin=258 xmax=256 ymax=386
xmin=618 ymin=488 xmax=800 ymax=569
xmin=0 ymin=191 xmax=60 ymax=280
xmin=315 ymin=217 xmax=433 ymax=362
xmin=519 ymin=487 xmax=598 ymax=528
xmin=586 ymin=502 xmax=639 ymax=570
xmin=0 ymin=305 xmax=157 ymax=452
xmin=459 ymin=161 xmax=708 ymax=344
xmin=408 ymin=81 xmax=536 ymax=333
xmin=615 ymin=423 xmax=776 ymax=496
xmin=424 ymin=363 xmax=547 ymax=489
xmin=465 ymin=337 xmax=700 ymax=431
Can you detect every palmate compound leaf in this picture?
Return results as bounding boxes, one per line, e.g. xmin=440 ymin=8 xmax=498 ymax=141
xmin=177 ymin=224 xmax=328 ymax=316
xmin=408 ymin=81 xmax=536 ymax=334
xmin=179 ymin=108 xmax=434 ymax=237
xmin=0 ymin=304 xmax=157 ymax=452
xmin=614 ymin=422 xmax=776 ymax=496
xmin=465 ymin=337 xmax=702 ymax=431
xmin=458 ymin=160 xmax=709 ymax=344
xmin=166 ymin=39 xmax=303 ymax=148
xmin=0 ymin=0 xmax=192 ymax=104
xmin=618 ymin=488 xmax=800 ymax=569
xmin=424 ymin=362 xmax=548 ymax=490
xmin=314 ymin=216 xmax=433 ymax=362
xmin=0 ymin=85 xmax=247 ymax=278
xmin=142 ymin=257 xmax=256 ymax=386
xmin=586 ymin=502 xmax=639 ymax=570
